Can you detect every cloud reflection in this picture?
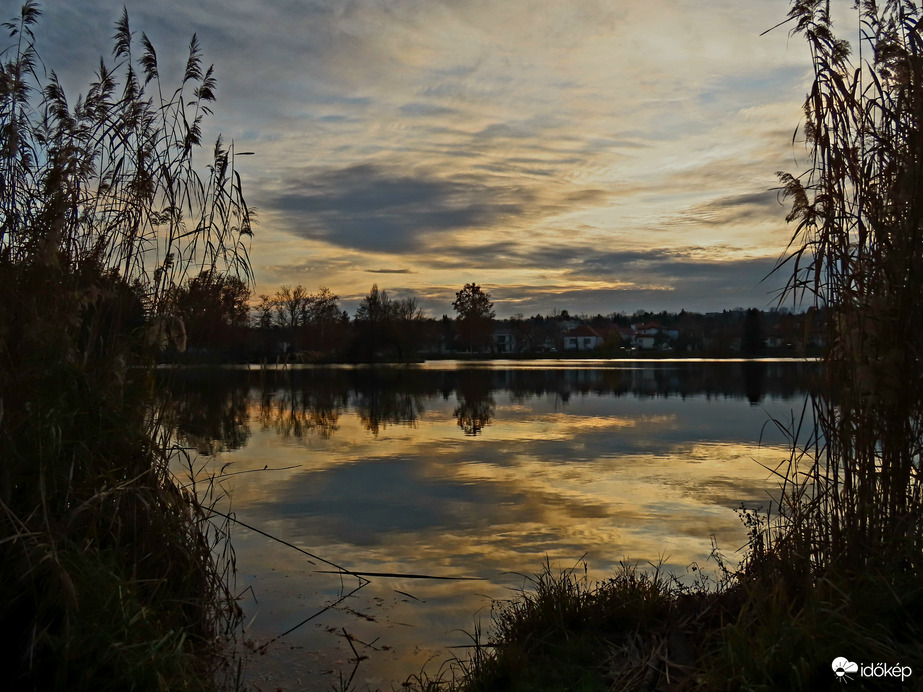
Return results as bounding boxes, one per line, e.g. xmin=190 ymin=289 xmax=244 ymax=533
xmin=165 ymin=362 xmax=812 ymax=685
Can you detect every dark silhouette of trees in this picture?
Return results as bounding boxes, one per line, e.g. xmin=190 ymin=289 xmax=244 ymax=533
xmin=390 ymin=296 xmax=425 ymax=360
xmin=171 ymin=270 xmax=251 ymax=355
xmin=304 ymin=286 xmax=347 ymax=352
xmin=355 ymin=284 xmax=391 ymax=323
xmin=307 ymin=286 xmax=342 ymax=324
xmin=353 ymin=284 xmax=391 ymax=361
xmin=352 ymin=285 xmax=427 ymax=361
xmin=453 ymin=283 xmax=495 ymax=352
xmin=255 ymin=285 xmax=347 ymax=356
xmin=741 ymin=308 xmax=763 ymax=356
xmin=273 ymin=285 xmax=311 ymax=329
xmin=255 ymin=293 xmax=275 ymax=330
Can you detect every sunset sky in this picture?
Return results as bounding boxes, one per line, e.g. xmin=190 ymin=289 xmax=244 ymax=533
xmin=15 ymin=0 xmax=836 ymax=317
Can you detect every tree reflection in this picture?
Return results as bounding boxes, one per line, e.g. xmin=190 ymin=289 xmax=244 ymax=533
xmin=160 ymin=372 xmax=251 ymax=454
xmin=741 ymin=361 xmax=765 ymax=405
xmin=158 ymin=362 xmax=817 ymax=449
xmin=258 ymin=387 xmax=343 ymax=440
xmin=454 ymin=371 xmax=495 ymax=436
xmin=355 ymin=390 xmax=425 ymax=435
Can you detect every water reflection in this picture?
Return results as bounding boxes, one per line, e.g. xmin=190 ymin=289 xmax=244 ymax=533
xmin=160 ymin=360 xmax=815 ymax=450
xmin=157 ymin=360 xmax=816 ymax=689
xmin=454 ymin=369 xmax=495 ymax=435
xmin=258 ymin=384 xmax=344 ymax=440
xmin=741 ymin=360 xmax=765 ymax=405
xmin=162 ymin=370 xmax=251 ymax=454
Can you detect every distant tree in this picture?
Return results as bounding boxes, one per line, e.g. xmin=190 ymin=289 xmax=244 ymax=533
xmin=171 ymin=270 xmax=251 ymax=353
xmin=355 ymin=284 xmax=391 ymax=323
xmin=354 ymin=284 xmax=392 ymax=360
xmin=254 ymin=285 xmax=347 ymax=356
xmin=441 ymin=314 xmax=456 ymax=351
xmin=453 ymin=283 xmax=495 ymax=322
xmin=602 ymin=328 xmax=626 ymax=356
xmin=452 ymin=283 xmax=495 ymax=352
xmin=255 ymin=294 xmax=275 ymax=329
xmin=392 ymin=296 xmax=424 ymax=322
xmin=303 ymin=286 xmax=345 ymax=353
xmin=508 ymin=314 xmax=531 ymax=353
xmin=391 ymin=296 xmax=426 ymax=360
xmin=306 ymin=286 xmax=341 ymax=325
xmin=353 ymin=287 xmax=427 ymax=361
xmin=274 ymin=284 xmax=310 ymax=329
xmin=741 ymin=308 xmax=763 ymax=355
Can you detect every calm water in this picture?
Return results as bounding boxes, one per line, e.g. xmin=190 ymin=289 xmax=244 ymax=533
xmin=164 ymin=359 xmax=815 ymax=690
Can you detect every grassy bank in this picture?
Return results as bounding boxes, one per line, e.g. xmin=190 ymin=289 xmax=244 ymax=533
xmin=0 ymin=277 xmax=242 ymax=688
xmin=403 ymin=483 xmax=921 ymax=690
xmin=409 ymin=540 xmax=921 ymax=691
xmin=0 ymin=356 xmax=241 ymax=689
xmin=0 ymin=4 xmax=251 ymax=688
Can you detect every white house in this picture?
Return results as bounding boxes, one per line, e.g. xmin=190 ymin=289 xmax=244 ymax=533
xmin=492 ymin=327 xmax=516 ymax=354
xmin=631 ymin=322 xmax=678 ymax=350
xmin=563 ymin=324 xmax=604 ymax=351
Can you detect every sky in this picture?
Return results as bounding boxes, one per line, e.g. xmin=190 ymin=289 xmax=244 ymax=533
xmin=9 ymin=0 xmax=829 ymax=318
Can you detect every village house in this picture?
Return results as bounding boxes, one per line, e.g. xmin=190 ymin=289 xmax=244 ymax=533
xmin=563 ymin=324 xmax=604 ymax=351
xmin=492 ymin=326 xmax=517 ymax=354
xmin=631 ymin=322 xmax=679 ymax=350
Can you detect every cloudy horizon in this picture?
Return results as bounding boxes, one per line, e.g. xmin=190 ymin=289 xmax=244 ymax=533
xmin=13 ymin=0 xmax=829 ymax=318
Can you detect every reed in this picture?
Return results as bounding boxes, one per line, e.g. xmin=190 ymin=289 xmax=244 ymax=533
xmin=684 ymin=2 xmax=923 ymax=684
xmin=0 ymin=3 xmax=251 ymax=688
xmin=771 ymin=0 xmax=923 ymax=576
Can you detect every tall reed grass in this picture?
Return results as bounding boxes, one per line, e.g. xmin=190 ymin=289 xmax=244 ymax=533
xmin=771 ymin=0 xmax=923 ymax=577
xmin=0 ymin=3 xmax=251 ymax=688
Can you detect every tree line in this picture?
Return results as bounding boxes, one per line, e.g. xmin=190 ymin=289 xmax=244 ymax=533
xmin=159 ymin=272 xmax=818 ymax=362
xmin=163 ymin=278 xmax=496 ymax=361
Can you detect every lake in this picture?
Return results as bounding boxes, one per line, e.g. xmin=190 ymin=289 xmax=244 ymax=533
xmin=163 ymin=359 xmax=816 ymax=690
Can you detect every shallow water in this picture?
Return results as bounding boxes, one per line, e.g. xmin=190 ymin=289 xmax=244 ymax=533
xmin=164 ymin=359 xmax=815 ymax=690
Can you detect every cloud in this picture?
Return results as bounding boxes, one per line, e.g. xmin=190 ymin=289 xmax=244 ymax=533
xmin=481 ymin=248 xmax=789 ymax=315
xmin=264 ymin=163 xmax=527 ymax=253
xmin=19 ymin=0 xmax=816 ymax=316
xmin=661 ymin=190 xmax=786 ymax=228
xmin=364 ymin=250 xmax=788 ymax=317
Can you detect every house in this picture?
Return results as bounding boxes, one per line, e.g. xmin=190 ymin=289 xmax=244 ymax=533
xmin=631 ymin=322 xmax=679 ymax=350
xmin=563 ymin=324 xmax=604 ymax=351
xmin=634 ymin=333 xmax=658 ymax=350
xmin=616 ymin=325 xmax=635 ymax=343
xmin=492 ymin=327 xmax=516 ymax=354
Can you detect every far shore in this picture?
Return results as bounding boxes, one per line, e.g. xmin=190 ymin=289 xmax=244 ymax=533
xmin=155 ymin=352 xmax=821 ymax=368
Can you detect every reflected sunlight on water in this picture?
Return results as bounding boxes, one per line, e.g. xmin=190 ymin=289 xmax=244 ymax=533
xmin=163 ymin=360 xmax=814 ymax=690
